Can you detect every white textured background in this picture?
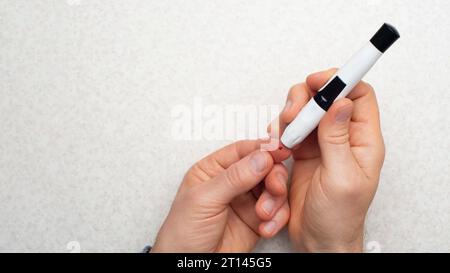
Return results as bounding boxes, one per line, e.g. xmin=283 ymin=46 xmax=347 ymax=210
xmin=1 ymin=0 xmax=449 ymax=252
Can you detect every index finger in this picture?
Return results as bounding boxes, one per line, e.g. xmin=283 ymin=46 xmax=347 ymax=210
xmin=265 ymin=83 xmax=312 ymax=160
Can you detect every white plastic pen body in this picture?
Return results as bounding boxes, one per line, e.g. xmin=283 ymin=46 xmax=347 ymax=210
xmin=280 ymin=23 xmax=399 ymax=149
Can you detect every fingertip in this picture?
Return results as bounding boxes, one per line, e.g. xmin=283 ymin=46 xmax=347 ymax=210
xmin=266 ymin=122 xmax=272 ymax=135
xmin=264 ymin=164 xmax=288 ymax=196
xmin=337 ymin=97 xmax=353 ymax=107
xmin=265 ymin=180 xmax=286 ymax=197
xmin=255 ymin=193 xmax=275 ymax=221
xmin=249 ymin=150 xmax=274 ymax=175
xmin=306 ymin=68 xmax=338 ymax=91
xmin=264 ymin=150 xmax=275 ymax=167
xmin=305 ymin=72 xmax=319 ymax=87
xmin=255 ymin=174 xmax=288 ymax=221
xmin=281 ymin=83 xmax=311 ymax=124
xmin=268 ymin=142 xmax=291 ymax=163
xmin=258 ymin=203 xmax=290 ymax=238
xmin=259 ymin=220 xmax=278 ymax=239
xmin=328 ymin=98 xmax=353 ymax=117
xmin=274 ymin=172 xmax=288 ymax=196
xmin=347 ymin=80 xmax=377 ymax=101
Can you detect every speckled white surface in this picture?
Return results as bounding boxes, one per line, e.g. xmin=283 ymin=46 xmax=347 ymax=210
xmin=0 ymin=0 xmax=449 ymax=252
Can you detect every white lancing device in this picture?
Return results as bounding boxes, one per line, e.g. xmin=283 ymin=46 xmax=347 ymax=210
xmin=280 ymin=23 xmax=400 ymax=149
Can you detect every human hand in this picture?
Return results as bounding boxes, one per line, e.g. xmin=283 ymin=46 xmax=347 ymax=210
xmin=152 ymin=140 xmax=290 ymax=252
xmin=266 ymin=68 xmax=385 ymax=252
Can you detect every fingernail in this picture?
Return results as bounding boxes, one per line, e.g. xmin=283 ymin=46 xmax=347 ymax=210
xmin=282 ymin=100 xmax=292 ymax=113
xmin=263 ymin=220 xmax=277 ymax=234
xmin=262 ymin=199 xmax=275 ymax=215
xmin=249 ymin=152 xmax=267 ymax=172
xmin=335 ymin=104 xmax=352 ymax=123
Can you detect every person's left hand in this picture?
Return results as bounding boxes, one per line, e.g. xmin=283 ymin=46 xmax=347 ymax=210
xmin=152 ymin=139 xmax=290 ymax=252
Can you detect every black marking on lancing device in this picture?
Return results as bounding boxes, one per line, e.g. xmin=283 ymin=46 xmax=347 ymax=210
xmin=370 ymin=23 xmax=400 ymax=53
xmin=313 ymin=76 xmax=346 ymax=111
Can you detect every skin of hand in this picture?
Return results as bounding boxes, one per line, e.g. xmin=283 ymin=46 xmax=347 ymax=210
xmin=262 ymin=68 xmax=385 ymax=252
xmin=151 ymin=139 xmax=290 ymax=253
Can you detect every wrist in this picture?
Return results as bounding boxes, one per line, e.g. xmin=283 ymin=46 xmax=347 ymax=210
xmin=297 ymin=228 xmax=364 ymax=253
xmin=299 ymin=237 xmax=363 ymax=253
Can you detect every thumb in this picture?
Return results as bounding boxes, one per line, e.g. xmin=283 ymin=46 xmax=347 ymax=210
xmin=205 ymin=150 xmax=274 ymax=204
xmin=317 ymin=98 xmax=355 ymax=170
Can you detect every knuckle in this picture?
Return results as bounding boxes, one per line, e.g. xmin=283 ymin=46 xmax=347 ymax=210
xmin=361 ymin=81 xmax=376 ymax=97
xmin=336 ymin=179 xmax=364 ymax=199
xmin=199 ymin=156 xmax=221 ymax=174
xmin=179 ymin=186 xmax=200 ymax=204
xmin=272 ymin=164 xmax=288 ymax=180
xmin=380 ymin=139 xmax=386 ymax=158
xmin=225 ymin=165 xmax=245 ymax=189
xmin=377 ymin=138 xmax=386 ymax=165
xmin=323 ymin=129 xmax=350 ymax=145
xmin=340 ymin=184 xmax=361 ymax=199
xmin=362 ymin=81 xmax=374 ymax=91
xmin=233 ymin=140 xmax=246 ymax=149
xmin=288 ymin=83 xmax=305 ymax=97
xmin=181 ymin=165 xmax=199 ymax=187
xmin=186 ymin=163 xmax=209 ymax=181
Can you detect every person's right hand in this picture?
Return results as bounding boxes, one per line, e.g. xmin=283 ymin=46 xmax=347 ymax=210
xmin=264 ymin=68 xmax=385 ymax=252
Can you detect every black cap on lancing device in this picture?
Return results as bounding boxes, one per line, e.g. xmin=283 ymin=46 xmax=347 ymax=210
xmin=280 ymin=23 xmax=400 ymax=149
xmin=370 ymin=23 xmax=400 ymax=53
